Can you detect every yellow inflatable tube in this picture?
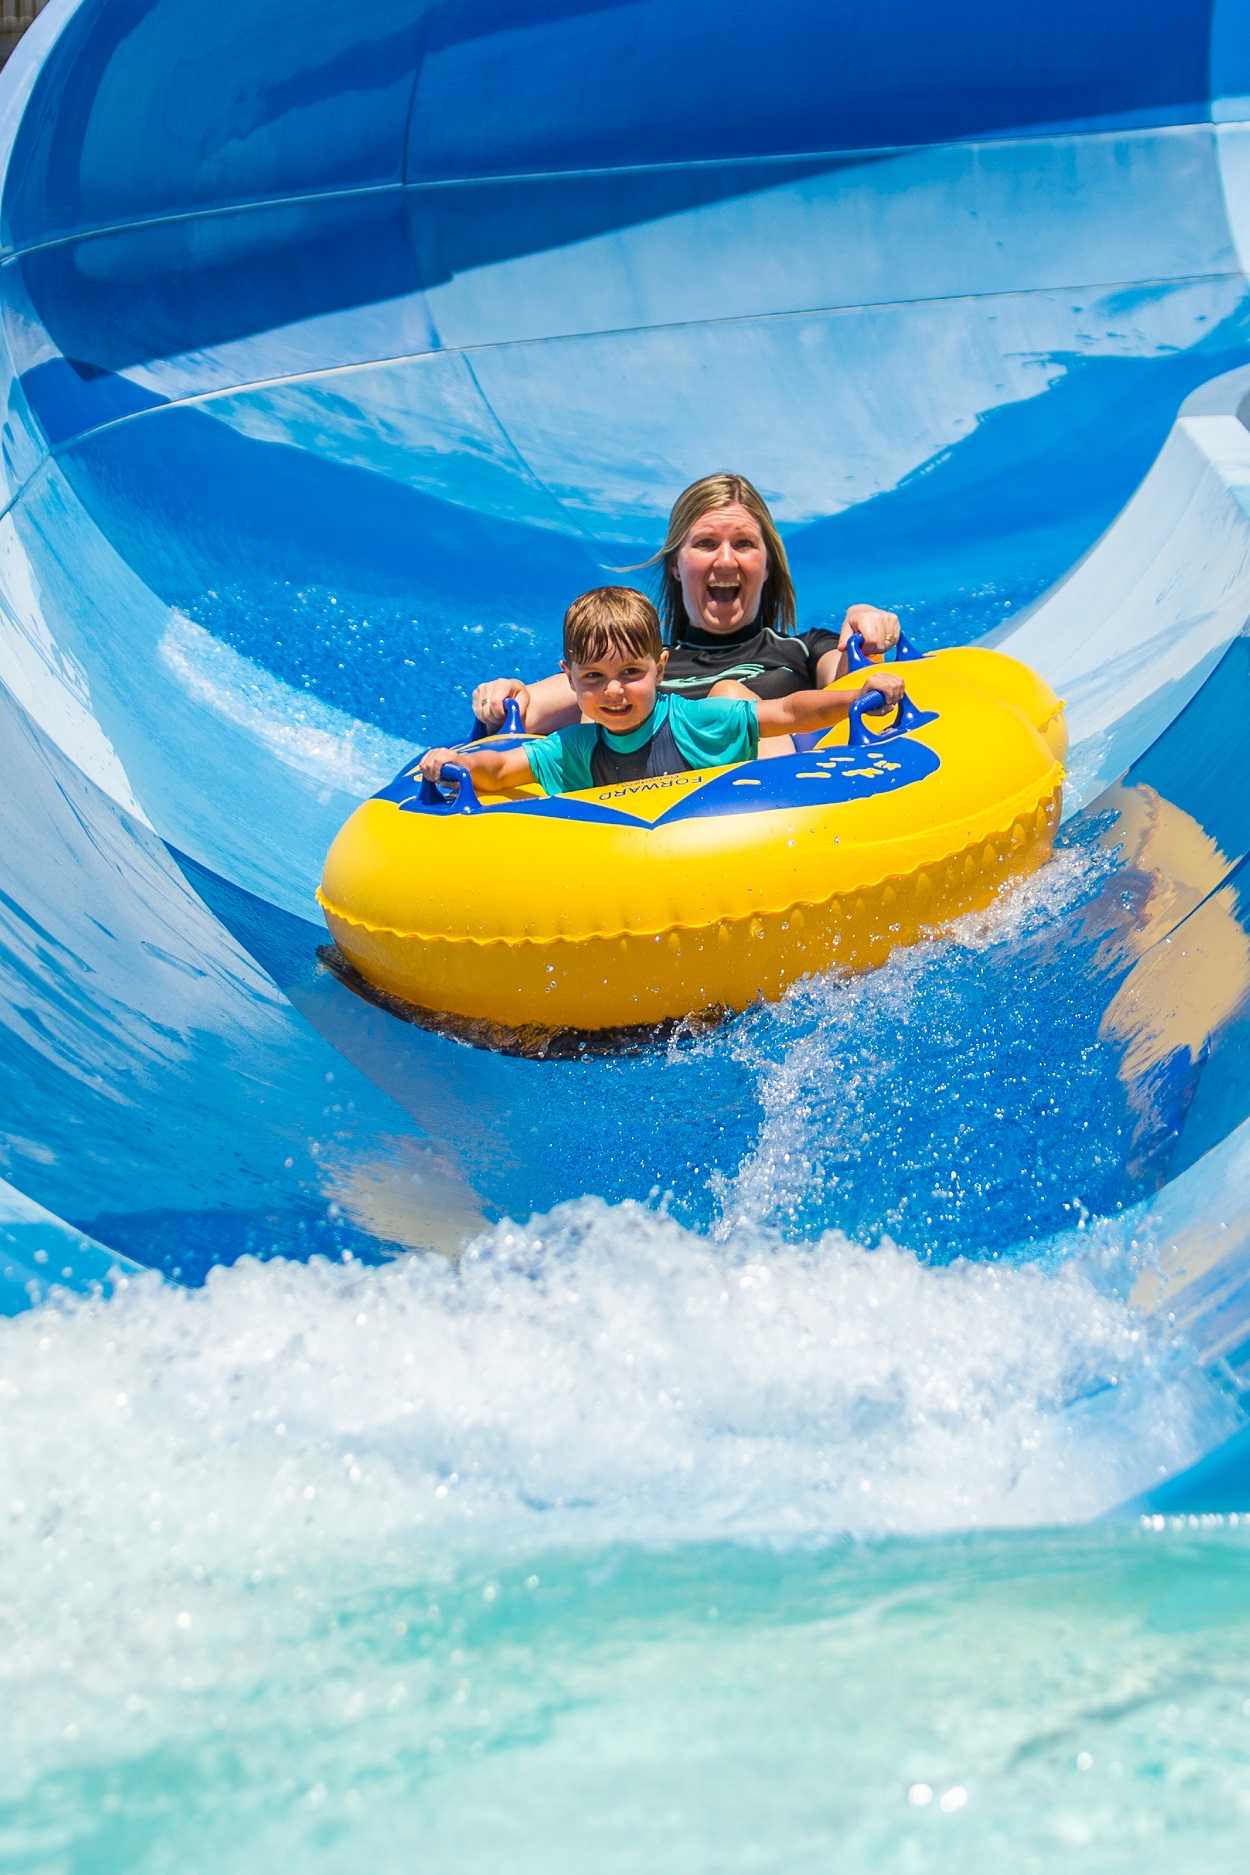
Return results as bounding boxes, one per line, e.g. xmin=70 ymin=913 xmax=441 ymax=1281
xmin=319 ymin=641 xmax=1065 ymax=1033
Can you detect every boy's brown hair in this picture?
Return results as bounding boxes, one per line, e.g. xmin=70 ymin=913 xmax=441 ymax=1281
xmin=563 ymin=586 xmax=663 ymax=667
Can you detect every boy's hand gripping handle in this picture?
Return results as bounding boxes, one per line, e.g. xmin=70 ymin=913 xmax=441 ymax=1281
xmin=417 ymin=762 xmax=483 ymax=811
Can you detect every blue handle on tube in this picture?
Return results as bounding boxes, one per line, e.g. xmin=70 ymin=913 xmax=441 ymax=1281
xmin=845 ymin=629 xmax=926 ymax=670
xmin=471 ymin=695 xmax=525 ymax=739
xmin=847 ymin=687 xmax=935 ymax=746
xmin=416 ymin=762 xmax=482 ymax=812
xmin=847 ymin=686 xmax=893 ymax=745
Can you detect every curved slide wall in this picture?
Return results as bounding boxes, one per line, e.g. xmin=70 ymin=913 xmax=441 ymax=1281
xmin=5 ymin=0 xmax=1250 ymax=1506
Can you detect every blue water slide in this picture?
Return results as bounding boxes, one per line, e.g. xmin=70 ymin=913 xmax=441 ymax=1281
xmin=5 ymin=0 xmax=1250 ymax=1508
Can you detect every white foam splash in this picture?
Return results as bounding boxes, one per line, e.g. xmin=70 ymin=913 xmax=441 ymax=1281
xmin=157 ymin=611 xmax=410 ymax=795
xmin=0 ymin=1197 xmax=1202 ymax=1580
xmin=713 ymin=845 xmax=1111 ymax=1238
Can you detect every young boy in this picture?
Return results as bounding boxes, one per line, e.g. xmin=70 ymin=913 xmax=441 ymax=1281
xmin=420 ymin=587 xmax=906 ymax=796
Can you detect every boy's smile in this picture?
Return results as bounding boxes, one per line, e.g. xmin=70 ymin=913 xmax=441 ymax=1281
xmin=562 ymin=646 xmax=669 ymax=734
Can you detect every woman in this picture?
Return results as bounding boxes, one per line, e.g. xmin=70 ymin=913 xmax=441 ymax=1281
xmin=471 ymin=472 xmax=901 ymax=733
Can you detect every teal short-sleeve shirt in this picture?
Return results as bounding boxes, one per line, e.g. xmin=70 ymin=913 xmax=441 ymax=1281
xmin=525 ymin=693 xmax=758 ymax=796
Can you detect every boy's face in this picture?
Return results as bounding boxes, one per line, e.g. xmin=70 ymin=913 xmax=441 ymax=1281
xmin=562 ymin=644 xmax=668 ymax=732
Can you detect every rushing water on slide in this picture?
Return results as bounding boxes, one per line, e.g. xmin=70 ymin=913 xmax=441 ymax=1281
xmin=4 ymin=563 xmax=1249 ymax=1869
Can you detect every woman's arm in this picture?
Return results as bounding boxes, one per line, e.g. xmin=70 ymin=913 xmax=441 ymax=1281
xmin=707 ymin=677 xmax=794 ymax=757
xmin=755 ymin=670 xmax=906 ymax=738
xmin=471 ymin=673 xmax=581 ymax=733
xmin=814 ymin=604 xmax=902 ymax=686
xmin=419 ymin=743 xmax=537 ymax=790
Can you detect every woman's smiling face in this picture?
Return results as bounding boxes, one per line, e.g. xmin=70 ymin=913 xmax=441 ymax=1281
xmin=673 ymin=503 xmax=770 ymax=635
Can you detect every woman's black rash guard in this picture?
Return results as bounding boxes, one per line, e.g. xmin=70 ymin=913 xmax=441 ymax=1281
xmin=659 ymin=622 xmax=843 ymax=700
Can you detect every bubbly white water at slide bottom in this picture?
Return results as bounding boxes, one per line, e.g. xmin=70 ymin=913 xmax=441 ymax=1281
xmin=0 ymin=1200 xmax=1238 ymax=1875
xmin=0 ymin=1193 xmax=1211 ymax=1611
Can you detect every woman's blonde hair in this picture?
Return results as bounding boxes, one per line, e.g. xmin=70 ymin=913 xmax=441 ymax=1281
xmin=642 ymin=473 xmax=797 ymax=643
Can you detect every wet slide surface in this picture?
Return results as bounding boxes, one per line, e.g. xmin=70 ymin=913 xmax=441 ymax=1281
xmin=6 ymin=2 xmax=1250 ymax=1866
